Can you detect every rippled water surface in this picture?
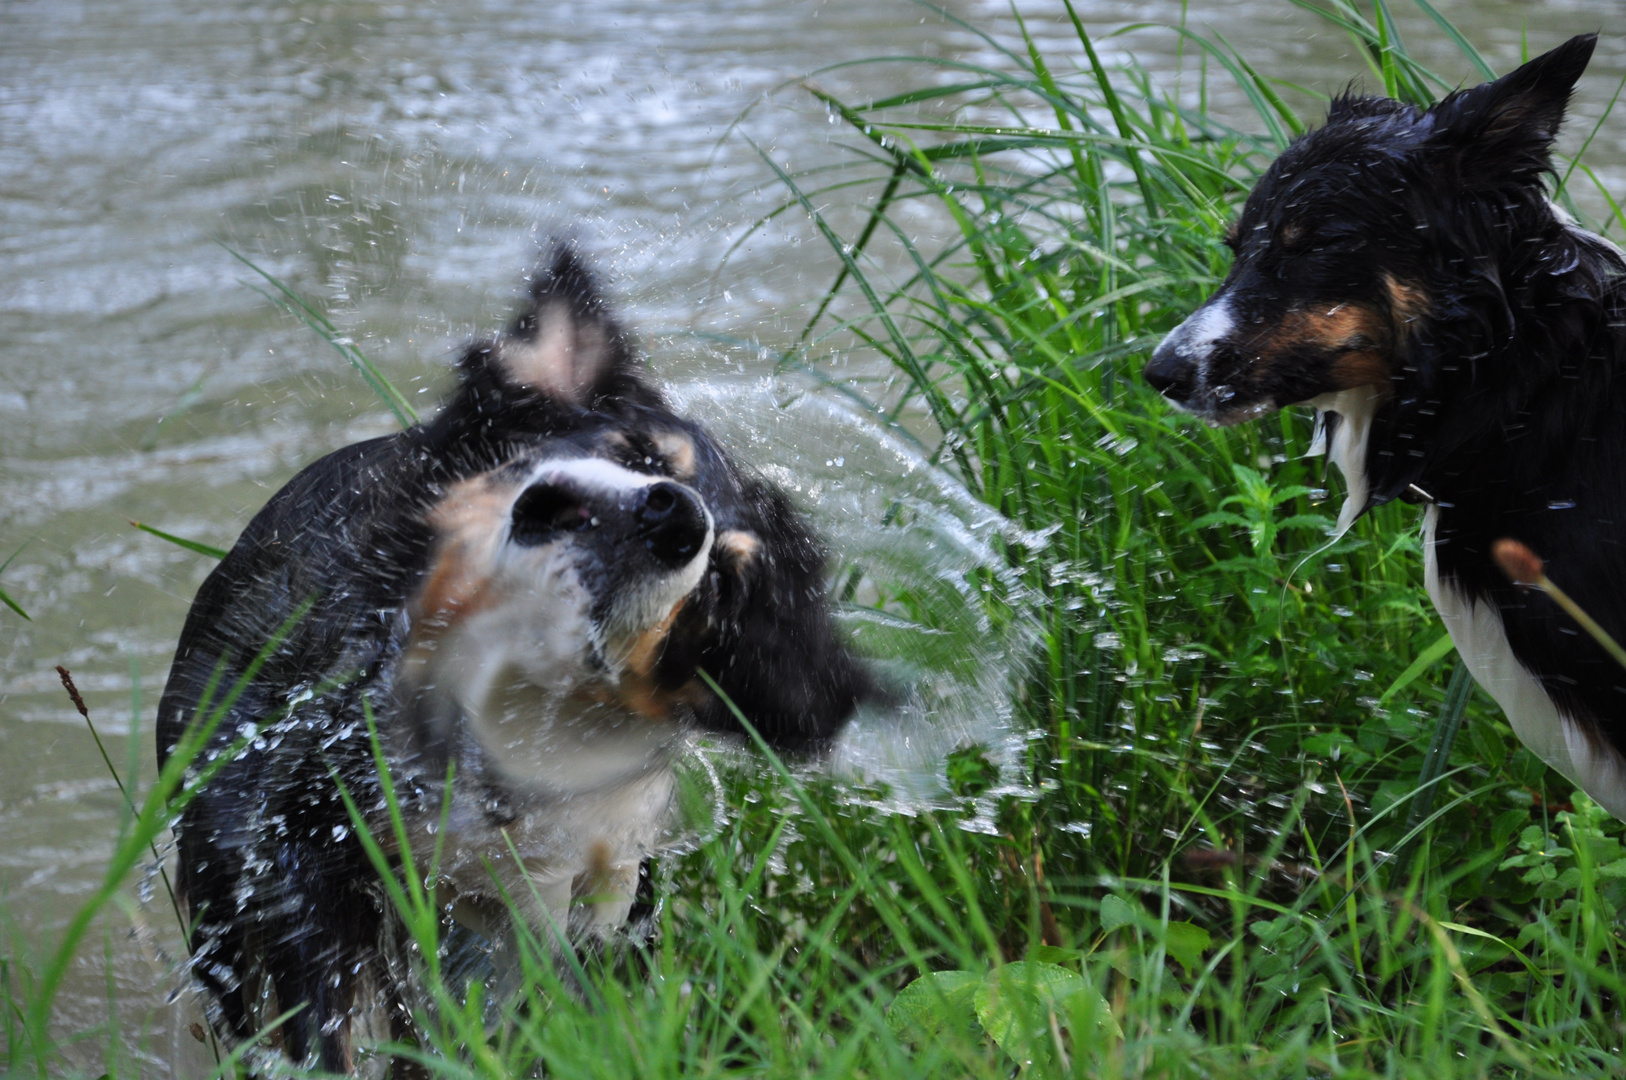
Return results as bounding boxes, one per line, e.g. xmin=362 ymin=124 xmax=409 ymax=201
xmin=4 ymin=0 xmax=1625 ymax=1071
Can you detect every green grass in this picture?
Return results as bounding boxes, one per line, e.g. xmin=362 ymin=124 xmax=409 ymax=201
xmin=10 ymin=1 xmax=1626 ymax=1076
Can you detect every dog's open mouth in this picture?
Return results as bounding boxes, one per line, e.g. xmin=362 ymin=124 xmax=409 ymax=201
xmin=1200 ymin=397 xmax=1279 ymax=428
xmin=1157 ymin=383 xmax=1279 ymax=428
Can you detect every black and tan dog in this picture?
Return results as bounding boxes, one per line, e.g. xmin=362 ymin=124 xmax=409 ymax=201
xmin=1144 ymin=36 xmax=1626 ymax=819
xmin=157 ymin=248 xmax=874 ymax=1072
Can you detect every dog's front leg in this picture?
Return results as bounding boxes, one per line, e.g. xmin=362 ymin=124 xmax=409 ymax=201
xmin=568 ymin=841 xmax=641 ymax=936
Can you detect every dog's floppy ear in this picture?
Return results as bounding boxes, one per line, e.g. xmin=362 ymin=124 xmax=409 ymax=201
xmin=459 ymin=245 xmax=658 ymax=410
xmin=1426 ymin=33 xmax=1595 ymax=182
xmin=687 ymin=485 xmax=876 ymax=748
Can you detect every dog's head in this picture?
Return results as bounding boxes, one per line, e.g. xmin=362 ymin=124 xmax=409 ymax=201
xmin=1144 ymin=35 xmax=1597 ymax=458
xmin=399 ymin=249 xmax=873 ymax=788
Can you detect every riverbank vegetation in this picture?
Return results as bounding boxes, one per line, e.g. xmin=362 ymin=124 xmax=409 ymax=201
xmin=8 ymin=1 xmax=1626 ymax=1076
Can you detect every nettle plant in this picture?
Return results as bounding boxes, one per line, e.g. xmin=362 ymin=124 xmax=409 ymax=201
xmin=1500 ymin=792 xmax=1626 ymax=950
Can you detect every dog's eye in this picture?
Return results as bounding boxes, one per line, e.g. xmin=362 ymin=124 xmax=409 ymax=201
xmin=604 ymin=433 xmax=674 ymax=477
xmin=1279 ymin=221 xmax=1308 ymax=248
xmin=1319 ymin=233 xmax=1368 ymax=254
xmin=1222 ymin=221 xmax=1241 ymax=252
xmin=510 ymin=483 xmax=593 ymax=545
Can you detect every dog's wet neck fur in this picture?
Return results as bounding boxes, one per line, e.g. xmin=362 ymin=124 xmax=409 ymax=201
xmin=1356 ymin=199 xmax=1626 ymax=516
xmin=1330 ymin=192 xmax=1626 ymax=760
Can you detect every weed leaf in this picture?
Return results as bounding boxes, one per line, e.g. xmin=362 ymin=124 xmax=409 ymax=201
xmin=974 ymin=961 xmax=1117 ymax=1063
xmin=887 ymin=968 xmax=981 ymax=1040
xmin=1099 ymin=894 xmax=1137 ymax=934
xmin=1162 ymin=920 xmax=1212 ymax=974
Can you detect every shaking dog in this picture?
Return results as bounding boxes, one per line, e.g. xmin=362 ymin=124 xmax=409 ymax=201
xmin=158 ymin=248 xmax=874 ymax=1071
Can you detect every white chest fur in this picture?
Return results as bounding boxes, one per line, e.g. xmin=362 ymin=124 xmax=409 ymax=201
xmin=1306 ymin=385 xmax=1384 ymax=539
xmin=393 ymin=746 xmax=678 ymax=944
xmin=1422 ymin=506 xmax=1626 ymax=818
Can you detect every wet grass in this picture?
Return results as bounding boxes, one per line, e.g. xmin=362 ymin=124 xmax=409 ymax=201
xmin=9 ymin=0 xmax=1626 ymax=1076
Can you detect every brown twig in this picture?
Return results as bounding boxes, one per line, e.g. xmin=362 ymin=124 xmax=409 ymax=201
xmin=55 ymin=665 xmax=89 ymax=719
xmin=1491 ymin=538 xmax=1626 ymax=673
xmin=1031 ymin=848 xmax=1064 ymax=949
xmin=56 ymin=665 xmax=189 ymax=959
xmin=1000 ymin=842 xmax=1064 ymax=948
xmin=1179 ymin=846 xmax=1320 ymax=882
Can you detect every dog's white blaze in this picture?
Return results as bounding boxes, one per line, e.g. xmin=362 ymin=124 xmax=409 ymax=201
xmin=507 ymin=456 xmax=715 ymax=651
xmin=521 ymin=455 xmax=667 ymax=494
xmin=1304 ymin=384 xmax=1383 ymax=538
xmin=1422 ymin=506 xmax=1626 ymax=819
xmin=1179 ymin=296 xmax=1235 ymax=355
xmin=1151 ymin=297 xmax=1236 ymax=416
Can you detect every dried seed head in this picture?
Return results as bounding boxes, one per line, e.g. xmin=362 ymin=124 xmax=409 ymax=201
xmin=1493 ymin=538 xmax=1544 ymax=588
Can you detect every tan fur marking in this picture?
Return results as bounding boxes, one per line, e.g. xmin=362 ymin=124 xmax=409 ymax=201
xmin=586 ymin=676 xmax=708 ymax=724
xmin=1253 ymin=303 xmax=1395 ymax=396
xmin=592 ymin=598 xmax=710 ymax=722
xmin=499 ymin=300 xmax=610 ymax=403
xmin=1382 ymin=272 xmax=1430 ymax=334
xmin=628 ymin=677 xmax=710 ymax=723
xmin=570 ymin=838 xmax=645 ymax=922
xmin=617 ymin=596 xmax=688 ymax=683
xmin=651 ymin=431 xmax=697 ymax=480
xmin=403 ymin=475 xmax=518 ymax=669
xmin=574 ymin=839 xmax=617 ymax=903
xmin=714 ymin=529 xmax=761 ymax=569
xmin=1223 ymin=220 xmax=1240 ymax=247
xmin=1327 ymin=350 xmax=1394 ymax=394
xmin=1291 ymin=303 xmax=1388 ymax=349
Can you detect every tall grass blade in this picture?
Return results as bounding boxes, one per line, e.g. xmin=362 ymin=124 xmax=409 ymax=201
xmin=1394 ymin=662 xmax=1474 ymax=870
xmin=16 ymin=602 xmax=311 ymax=1077
xmin=1378 ymin=630 xmax=1455 ymax=704
xmin=128 ymin=520 xmax=228 ymax=560
xmin=219 ymin=243 xmax=418 ymax=428
xmin=0 ymin=540 xmax=32 ymax=621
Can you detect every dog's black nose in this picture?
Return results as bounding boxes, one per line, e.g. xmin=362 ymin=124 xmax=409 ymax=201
xmin=1143 ymin=338 xmax=1195 ymax=402
xmin=633 ymin=481 xmax=709 ymax=567
xmin=511 ymin=482 xmax=592 ymax=546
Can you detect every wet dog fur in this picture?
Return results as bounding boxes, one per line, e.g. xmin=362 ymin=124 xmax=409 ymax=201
xmin=1143 ymin=35 xmax=1626 ymax=819
xmin=157 ymin=248 xmax=874 ymax=1072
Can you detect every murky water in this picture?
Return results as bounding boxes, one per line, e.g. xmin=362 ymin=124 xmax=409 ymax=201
xmin=4 ymin=0 xmax=1625 ymax=1072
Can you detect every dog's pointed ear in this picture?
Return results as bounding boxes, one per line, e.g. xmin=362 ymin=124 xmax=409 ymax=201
xmin=463 ymin=245 xmax=654 ymax=409
xmin=1426 ymin=33 xmax=1595 ymax=181
xmin=1326 ymin=86 xmax=1414 ymax=125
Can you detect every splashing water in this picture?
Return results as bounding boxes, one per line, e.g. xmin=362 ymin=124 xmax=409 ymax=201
xmin=670 ymin=378 xmax=1042 ymax=808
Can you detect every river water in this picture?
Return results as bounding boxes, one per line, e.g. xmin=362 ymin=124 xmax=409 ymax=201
xmin=2 ymin=0 xmax=1623 ymax=1073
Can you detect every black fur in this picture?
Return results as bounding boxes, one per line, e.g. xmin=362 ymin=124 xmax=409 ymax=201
xmin=1144 ymin=37 xmax=1626 ymax=801
xmin=157 ymin=247 xmax=873 ymax=1070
